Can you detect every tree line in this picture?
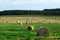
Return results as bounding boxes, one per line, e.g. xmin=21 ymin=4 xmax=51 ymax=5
xmin=0 ymin=8 xmax=60 ymax=16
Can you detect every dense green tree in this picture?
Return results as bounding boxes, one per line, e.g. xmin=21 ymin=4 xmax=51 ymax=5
xmin=0 ymin=8 xmax=60 ymax=16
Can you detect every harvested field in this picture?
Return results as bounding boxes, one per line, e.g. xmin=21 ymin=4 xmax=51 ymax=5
xmin=0 ymin=15 xmax=60 ymax=40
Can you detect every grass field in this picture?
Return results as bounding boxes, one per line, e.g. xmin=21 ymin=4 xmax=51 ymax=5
xmin=0 ymin=15 xmax=60 ymax=40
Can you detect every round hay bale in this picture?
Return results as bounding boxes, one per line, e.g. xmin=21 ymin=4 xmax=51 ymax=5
xmin=25 ymin=21 xmax=30 ymax=24
xmin=27 ymin=26 xmax=34 ymax=30
xmin=18 ymin=22 xmax=22 ymax=25
xmin=37 ymin=27 xmax=50 ymax=37
xmin=25 ymin=21 xmax=28 ymax=24
xmin=4 ymin=20 xmax=9 ymax=24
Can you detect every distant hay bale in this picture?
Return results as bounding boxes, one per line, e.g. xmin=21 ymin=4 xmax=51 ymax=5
xmin=25 ymin=21 xmax=30 ymax=24
xmin=16 ymin=21 xmax=18 ymax=23
xmin=27 ymin=26 xmax=34 ymax=30
xmin=4 ymin=20 xmax=9 ymax=24
xmin=49 ymin=22 xmax=51 ymax=24
xmin=37 ymin=27 xmax=50 ymax=37
xmin=25 ymin=21 xmax=28 ymax=24
xmin=30 ymin=21 xmax=33 ymax=23
xmin=18 ymin=22 xmax=22 ymax=25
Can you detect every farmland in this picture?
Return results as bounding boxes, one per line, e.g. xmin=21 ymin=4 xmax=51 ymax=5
xmin=0 ymin=15 xmax=60 ymax=40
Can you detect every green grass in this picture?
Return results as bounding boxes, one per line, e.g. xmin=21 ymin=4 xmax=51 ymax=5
xmin=0 ymin=23 xmax=60 ymax=40
xmin=0 ymin=15 xmax=60 ymax=40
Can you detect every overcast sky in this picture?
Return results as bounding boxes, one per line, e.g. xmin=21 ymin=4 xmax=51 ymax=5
xmin=0 ymin=0 xmax=60 ymax=11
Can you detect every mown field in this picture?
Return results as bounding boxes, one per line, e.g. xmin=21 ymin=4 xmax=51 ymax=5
xmin=0 ymin=15 xmax=60 ymax=40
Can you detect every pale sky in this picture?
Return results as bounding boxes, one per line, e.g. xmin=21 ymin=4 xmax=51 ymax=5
xmin=0 ymin=0 xmax=60 ymax=11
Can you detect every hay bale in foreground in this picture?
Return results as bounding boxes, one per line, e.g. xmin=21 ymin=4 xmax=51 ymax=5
xmin=37 ymin=27 xmax=50 ymax=37
xmin=27 ymin=26 xmax=34 ymax=30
